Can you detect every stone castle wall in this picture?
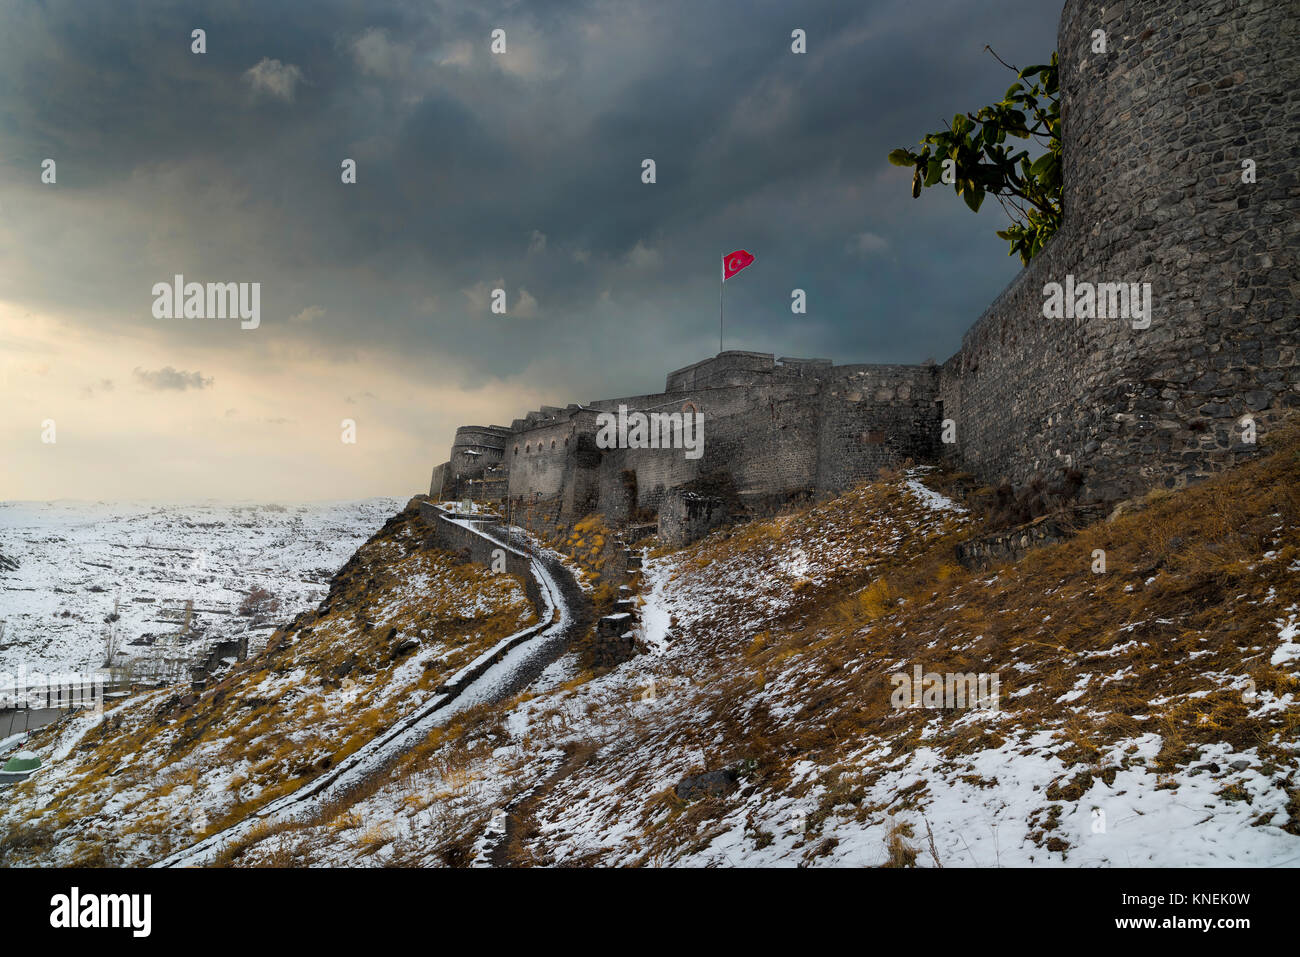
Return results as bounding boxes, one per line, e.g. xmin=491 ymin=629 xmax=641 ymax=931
xmin=428 ymin=461 xmax=448 ymax=499
xmin=938 ymin=0 xmax=1299 ymax=500
xmin=417 ymin=502 xmax=543 ymax=614
xmin=816 ymin=365 xmax=943 ymax=492
xmin=432 ymin=0 xmax=1299 ymax=540
xmin=444 ymin=358 xmax=943 ymax=535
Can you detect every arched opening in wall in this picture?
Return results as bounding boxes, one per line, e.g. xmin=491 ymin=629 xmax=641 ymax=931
xmin=514 ymin=446 xmax=519 ymax=456
xmin=551 ymin=439 xmax=556 ymax=449
xmin=525 ymin=444 xmax=531 ymax=453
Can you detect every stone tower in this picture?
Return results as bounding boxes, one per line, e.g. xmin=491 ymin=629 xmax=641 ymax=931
xmin=939 ymin=0 xmax=1300 ymax=501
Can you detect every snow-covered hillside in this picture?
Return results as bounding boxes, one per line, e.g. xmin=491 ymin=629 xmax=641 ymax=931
xmin=0 ymin=505 xmax=549 ymax=866
xmin=194 ymin=451 xmax=1300 ymax=869
xmin=0 ymin=499 xmax=403 ymax=673
xmin=4 ymin=432 xmax=1299 ymax=870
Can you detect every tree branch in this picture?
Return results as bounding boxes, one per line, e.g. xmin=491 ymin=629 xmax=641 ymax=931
xmin=984 ymin=45 xmax=1019 ymax=73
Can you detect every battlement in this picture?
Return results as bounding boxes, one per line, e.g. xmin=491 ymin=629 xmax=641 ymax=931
xmin=665 ymin=352 xmax=837 ymax=392
xmin=452 ymin=425 xmax=511 ymax=449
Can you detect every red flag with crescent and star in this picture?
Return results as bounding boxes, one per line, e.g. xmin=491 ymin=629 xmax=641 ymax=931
xmin=723 ymin=249 xmax=755 ymax=280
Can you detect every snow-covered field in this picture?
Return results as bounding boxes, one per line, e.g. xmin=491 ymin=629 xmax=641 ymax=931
xmin=0 ymin=499 xmax=403 ymax=673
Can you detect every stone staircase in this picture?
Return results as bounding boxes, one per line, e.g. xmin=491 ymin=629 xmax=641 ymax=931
xmin=591 ymin=536 xmax=644 ymax=668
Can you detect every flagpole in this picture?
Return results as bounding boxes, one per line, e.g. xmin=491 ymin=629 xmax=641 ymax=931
xmin=719 ymin=251 xmax=724 ymax=354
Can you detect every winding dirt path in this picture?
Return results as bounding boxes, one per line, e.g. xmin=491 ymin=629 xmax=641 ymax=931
xmin=154 ymin=519 xmax=591 ymax=868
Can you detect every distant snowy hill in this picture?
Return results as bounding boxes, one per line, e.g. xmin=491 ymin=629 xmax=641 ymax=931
xmin=0 ymin=499 xmax=403 ymax=673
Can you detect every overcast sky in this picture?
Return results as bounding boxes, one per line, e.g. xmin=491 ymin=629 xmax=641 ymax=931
xmin=1 ymin=0 xmax=1061 ymax=501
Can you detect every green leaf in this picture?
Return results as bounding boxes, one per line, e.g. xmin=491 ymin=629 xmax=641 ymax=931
xmin=890 ymin=45 xmax=1061 ymax=264
xmin=1029 ymin=152 xmax=1055 ymax=176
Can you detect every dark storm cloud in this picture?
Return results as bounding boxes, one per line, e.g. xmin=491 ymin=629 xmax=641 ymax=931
xmin=0 ymin=0 xmax=1062 ymax=399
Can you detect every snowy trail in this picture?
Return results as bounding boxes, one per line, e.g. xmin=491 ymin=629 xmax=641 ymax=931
xmin=154 ymin=520 xmax=589 ymax=868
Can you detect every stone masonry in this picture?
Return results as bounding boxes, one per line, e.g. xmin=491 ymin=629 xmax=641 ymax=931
xmin=431 ymin=0 xmax=1298 ymax=544
xmin=432 ymin=353 xmax=943 ymax=542
xmin=937 ymin=0 xmax=1299 ymax=501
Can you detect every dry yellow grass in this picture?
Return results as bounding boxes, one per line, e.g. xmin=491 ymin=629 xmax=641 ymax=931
xmin=0 ymin=505 xmax=538 ymax=866
xmin=18 ymin=424 xmax=1300 ymax=868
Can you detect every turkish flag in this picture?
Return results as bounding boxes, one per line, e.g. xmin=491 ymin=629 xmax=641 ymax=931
xmin=723 ymin=249 xmax=755 ymax=280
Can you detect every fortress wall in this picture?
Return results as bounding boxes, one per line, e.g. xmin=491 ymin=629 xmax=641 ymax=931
xmin=500 ymin=379 xmax=829 ymax=522
xmin=936 ymin=230 xmax=1084 ymax=489
xmin=451 ymin=426 xmax=509 ymax=462
xmin=718 ymin=389 xmax=823 ymax=505
xmin=429 ymin=462 xmax=449 ymax=499
xmin=940 ymin=0 xmax=1300 ymax=501
xmin=432 ymin=0 xmax=1299 ymax=527
xmin=664 ymin=351 xmax=778 ymax=391
xmin=816 ymin=365 xmax=944 ymax=492
xmin=663 ymin=352 xmax=834 ymax=392
xmin=447 ymin=425 xmax=511 ymax=498
xmin=595 ymin=448 xmax=653 ymax=522
xmin=777 ymin=356 xmax=835 ymax=374
xmin=601 ymin=381 xmax=824 ymax=515
xmin=507 ymin=419 xmax=574 ymax=501
xmin=561 ymin=425 xmax=604 ymax=520
xmin=620 ymin=444 xmax=701 ymax=514
xmin=589 ymin=366 xmax=934 ymax=511
xmin=417 ymin=503 xmax=543 ymax=615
